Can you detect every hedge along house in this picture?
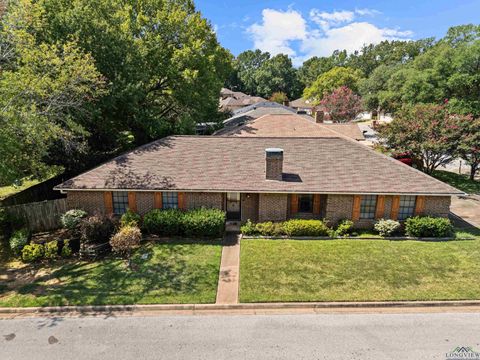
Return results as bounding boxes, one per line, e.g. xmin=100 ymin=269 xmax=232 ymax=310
xmin=54 ymin=136 xmax=463 ymax=228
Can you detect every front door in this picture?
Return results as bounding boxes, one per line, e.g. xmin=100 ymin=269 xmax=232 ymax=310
xmin=226 ymin=192 xmax=241 ymax=220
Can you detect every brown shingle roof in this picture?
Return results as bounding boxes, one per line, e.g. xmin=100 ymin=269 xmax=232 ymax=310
xmin=217 ymin=114 xmax=364 ymax=140
xmin=56 ymin=136 xmax=462 ymax=195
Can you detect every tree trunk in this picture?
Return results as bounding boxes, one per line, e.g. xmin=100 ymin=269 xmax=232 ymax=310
xmin=470 ymin=164 xmax=478 ymax=181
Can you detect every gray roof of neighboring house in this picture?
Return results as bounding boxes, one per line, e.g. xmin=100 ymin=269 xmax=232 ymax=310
xmin=56 ymin=136 xmax=462 ymax=196
xmin=290 ymin=97 xmax=315 ymax=109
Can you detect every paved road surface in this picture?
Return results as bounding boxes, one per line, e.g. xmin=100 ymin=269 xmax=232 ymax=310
xmin=2 ymin=312 xmax=480 ymax=359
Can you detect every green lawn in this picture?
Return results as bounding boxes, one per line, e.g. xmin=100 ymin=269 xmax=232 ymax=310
xmin=0 ymin=240 xmax=222 ymax=307
xmin=240 ymin=239 xmax=480 ymax=302
xmin=0 ymin=179 xmax=41 ymax=200
xmin=432 ymin=170 xmax=480 ymax=195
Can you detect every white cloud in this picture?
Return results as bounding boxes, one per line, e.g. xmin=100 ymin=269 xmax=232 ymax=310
xmin=309 ymin=10 xmax=354 ymax=30
xmin=247 ymin=8 xmax=307 ymax=57
xmin=246 ymin=7 xmax=412 ymax=65
xmin=302 ymin=22 xmax=413 ymax=58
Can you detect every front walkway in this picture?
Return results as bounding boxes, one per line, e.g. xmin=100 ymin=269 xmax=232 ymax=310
xmin=215 ymin=233 xmax=241 ymax=305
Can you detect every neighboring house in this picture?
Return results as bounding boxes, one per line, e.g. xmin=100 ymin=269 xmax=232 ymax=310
xmin=219 ymin=88 xmax=266 ymax=112
xmin=216 ymin=113 xmax=364 ymax=141
xmin=55 ymin=136 xmax=462 ymax=228
xmin=290 ymin=97 xmax=316 ymax=115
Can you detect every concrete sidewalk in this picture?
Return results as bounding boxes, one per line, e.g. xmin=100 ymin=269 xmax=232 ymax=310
xmin=215 ymin=233 xmax=241 ymax=305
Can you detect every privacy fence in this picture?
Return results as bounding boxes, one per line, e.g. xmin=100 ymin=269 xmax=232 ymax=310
xmin=2 ymin=198 xmax=67 ymax=232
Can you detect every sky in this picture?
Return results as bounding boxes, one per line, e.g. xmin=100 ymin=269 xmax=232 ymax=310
xmin=196 ymin=0 xmax=480 ymax=65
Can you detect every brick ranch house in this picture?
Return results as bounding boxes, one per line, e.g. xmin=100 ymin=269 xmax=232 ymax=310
xmin=55 ymin=136 xmax=462 ymax=228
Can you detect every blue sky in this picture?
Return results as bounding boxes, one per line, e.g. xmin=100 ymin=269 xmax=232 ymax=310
xmin=196 ymin=0 xmax=480 ymax=65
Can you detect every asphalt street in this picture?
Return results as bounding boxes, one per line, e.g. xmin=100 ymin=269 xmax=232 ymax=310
xmin=1 ymin=311 xmax=480 ymax=359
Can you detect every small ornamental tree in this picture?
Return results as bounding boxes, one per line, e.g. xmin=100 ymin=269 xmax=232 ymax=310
xmin=456 ymin=115 xmax=480 ymax=180
xmin=319 ymin=86 xmax=363 ymax=122
xmin=269 ymin=92 xmax=288 ymax=104
xmin=110 ymin=225 xmax=142 ymax=268
xmin=377 ymin=104 xmax=465 ymax=174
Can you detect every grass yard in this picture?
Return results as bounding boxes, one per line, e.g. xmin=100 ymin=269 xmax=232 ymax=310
xmin=0 ymin=240 xmax=222 ymax=307
xmin=0 ymin=179 xmax=41 ymax=200
xmin=240 ymin=238 xmax=480 ymax=302
xmin=432 ymin=170 xmax=480 ymax=195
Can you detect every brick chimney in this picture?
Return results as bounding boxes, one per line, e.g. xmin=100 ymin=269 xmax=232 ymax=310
xmin=282 ymin=99 xmax=290 ymax=107
xmin=265 ymin=148 xmax=283 ymax=181
xmin=315 ymin=110 xmax=324 ymax=123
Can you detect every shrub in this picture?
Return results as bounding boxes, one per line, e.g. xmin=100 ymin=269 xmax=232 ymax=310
xmin=182 ymin=208 xmax=225 ymax=238
xmin=334 ymin=220 xmax=354 ymax=237
xmin=9 ymin=228 xmax=30 ymax=256
xmin=142 ymin=209 xmax=184 ymax=236
xmin=61 ymin=209 xmax=87 ymax=231
xmin=255 ymin=221 xmax=284 ymax=236
xmin=405 ymin=216 xmax=454 ymax=238
xmin=282 ymin=219 xmax=330 ymax=237
xmin=21 ymin=243 xmax=44 ymax=262
xmin=44 ymin=240 xmax=58 ymax=260
xmin=61 ymin=240 xmax=73 ymax=257
xmin=374 ymin=219 xmax=401 ymax=237
xmin=110 ymin=225 xmax=142 ymax=258
xmin=120 ymin=209 xmax=141 ymax=227
xmin=240 ymin=220 xmax=258 ymax=235
xmin=79 ymin=214 xmax=116 ymax=244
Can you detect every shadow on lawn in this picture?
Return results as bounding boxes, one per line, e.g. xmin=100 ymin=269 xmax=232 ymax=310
xmin=17 ymin=241 xmax=221 ymax=306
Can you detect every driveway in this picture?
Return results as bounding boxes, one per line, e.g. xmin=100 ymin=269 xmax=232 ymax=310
xmin=2 ymin=312 xmax=480 ymax=359
xmin=450 ymin=195 xmax=480 ymax=228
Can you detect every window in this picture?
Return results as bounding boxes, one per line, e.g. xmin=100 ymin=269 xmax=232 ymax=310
xmin=398 ymin=195 xmax=416 ymax=220
xmin=298 ymin=194 xmax=313 ymax=213
xmin=112 ymin=191 xmax=128 ymax=215
xmin=360 ymin=195 xmax=377 ymax=219
xmin=162 ymin=192 xmax=178 ymax=209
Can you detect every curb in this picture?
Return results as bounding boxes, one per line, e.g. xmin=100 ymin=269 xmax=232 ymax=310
xmin=2 ymin=300 xmax=480 ymax=315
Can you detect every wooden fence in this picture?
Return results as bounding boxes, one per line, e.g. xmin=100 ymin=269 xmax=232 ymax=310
xmin=2 ymin=198 xmax=67 ymax=232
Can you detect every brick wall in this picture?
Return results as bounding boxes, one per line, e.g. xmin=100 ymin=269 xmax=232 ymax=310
xmin=241 ymin=193 xmax=259 ymax=222
xmin=66 ymin=191 xmax=105 ymax=214
xmin=325 ymin=195 xmax=354 ymax=225
xmin=258 ymin=193 xmax=288 ymax=222
xmin=424 ymin=196 xmax=451 ymax=217
xmin=186 ymin=192 xmax=224 ymax=210
xmin=136 ymin=192 xmax=155 ymax=215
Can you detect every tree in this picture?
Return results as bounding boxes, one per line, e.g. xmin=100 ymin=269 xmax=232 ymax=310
xmin=358 ymin=64 xmax=400 ymax=113
xmin=269 ymin=92 xmax=288 ymax=104
xmin=377 ymin=104 xmax=465 ymax=174
xmin=230 ymin=49 xmax=270 ymax=94
xmin=456 ymin=116 xmax=480 ymax=180
xmin=6 ymin=0 xmax=232 ymax=180
xmin=254 ymin=54 xmax=301 ymax=99
xmin=0 ymin=7 xmax=104 ymax=184
xmin=298 ymin=50 xmax=347 ymax=87
xmin=319 ymin=86 xmax=363 ymax=122
xmin=303 ymin=67 xmax=363 ymax=103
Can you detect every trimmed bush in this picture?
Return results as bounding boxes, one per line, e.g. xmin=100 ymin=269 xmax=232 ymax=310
xmin=182 ymin=208 xmax=225 ymax=238
xmin=9 ymin=228 xmax=30 ymax=256
xmin=282 ymin=219 xmax=330 ymax=237
xmin=240 ymin=220 xmax=258 ymax=236
xmin=143 ymin=209 xmax=184 ymax=236
xmin=44 ymin=240 xmax=58 ymax=260
xmin=21 ymin=243 xmax=44 ymax=262
xmin=374 ymin=219 xmax=401 ymax=237
xmin=61 ymin=209 xmax=87 ymax=231
xmin=405 ymin=216 xmax=454 ymax=238
xmin=120 ymin=209 xmax=141 ymax=227
xmin=79 ymin=214 xmax=116 ymax=244
xmin=110 ymin=225 xmax=142 ymax=258
xmin=334 ymin=220 xmax=354 ymax=237
xmin=255 ymin=221 xmax=283 ymax=236
xmin=61 ymin=240 xmax=73 ymax=257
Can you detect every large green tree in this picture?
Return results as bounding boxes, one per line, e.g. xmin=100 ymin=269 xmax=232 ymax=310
xmin=0 ymin=6 xmax=104 ymax=184
xmin=6 ymin=0 xmax=231 ymax=173
xmin=303 ymin=67 xmax=363 ymax=103
xmin=254 ymin=54 xmax=301 ymax=99
xmin=229 ymin=49 xmax=270 ymax=95
xmin=297 ymin=50 xmax=347 ymax=88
